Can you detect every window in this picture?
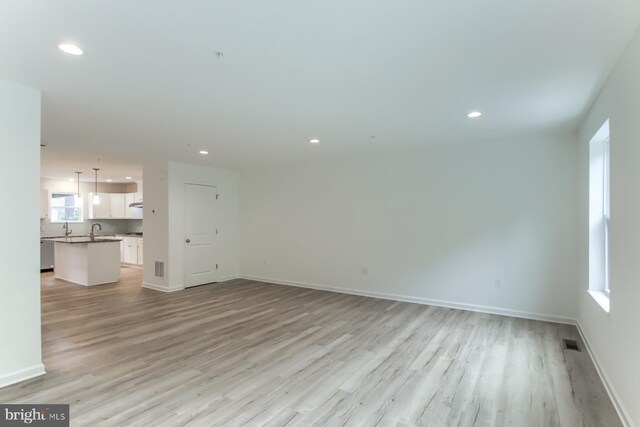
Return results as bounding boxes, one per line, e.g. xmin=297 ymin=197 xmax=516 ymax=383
xmin=603 ymin=137 xmax=610 ymax=295
xmin=50 ymin=193 xmax=83 ymax=223
xmin=588 ymin=120 xmax=610 ymax=312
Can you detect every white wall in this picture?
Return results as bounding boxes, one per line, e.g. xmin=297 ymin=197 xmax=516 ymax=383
xmin=577 ymin=26 xmax=640 ymax=427
xmin=240 ymin=133 xmax=579 ymax=322
xmin=168 ymin=161 xmax=239 ymax=289
xmin=142 ymin=161 xmax=170 ymax=289
xmin=0 ymin=80 xmax=45 ymax=387
xmin=142 ymin=161 xmax=240 ymax=291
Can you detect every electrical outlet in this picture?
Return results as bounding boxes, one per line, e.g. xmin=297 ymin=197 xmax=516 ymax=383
xmin=495 ymin=278 xmax=503 ymax=288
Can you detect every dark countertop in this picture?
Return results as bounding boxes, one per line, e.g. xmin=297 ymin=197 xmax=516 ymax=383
xmin=48 ymin=237 xmax=122 ymax=244
xmin=41 ymin=234 xmax=119 ymax=240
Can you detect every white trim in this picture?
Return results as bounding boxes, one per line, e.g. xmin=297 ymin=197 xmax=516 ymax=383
xmin=587 ymin=289 xmax=610 ymax=313
xmin=576 ymin=322 xmax=631 ymax=427
xmin=239 ymin=275 xmax=576 ymax=325
xmin=0 ymin=364 xmax=46 ymax=389
xmin=144 ymin=277 xmax=239 ymax=292
xmin=141 ymin=282 xmax=183 ymax=293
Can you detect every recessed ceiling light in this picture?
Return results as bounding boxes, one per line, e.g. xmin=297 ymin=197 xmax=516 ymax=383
xmin=199 ymin=150 xmax=209 ymax=155
xmin=125 ymin=176 xmax=132 ymax=180
xmin=58 ymin=43 xmax=84 ymax=56
xmin=106 ymin=179 xmax=113 ymax=182
xmin=310 ymin=139 xmax=320 ymax=144
xmin=467 ymin=111 xmax=482 ymax=118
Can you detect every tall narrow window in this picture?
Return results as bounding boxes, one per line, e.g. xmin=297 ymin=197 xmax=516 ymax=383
xmin=603 ymin=137 xmax=610 ymax=295
xmin=588 ymin=120 xmax=610 ymax=312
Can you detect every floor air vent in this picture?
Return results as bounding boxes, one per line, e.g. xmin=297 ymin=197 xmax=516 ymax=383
xmin=563 ymin=339 xmax=581 ymax=352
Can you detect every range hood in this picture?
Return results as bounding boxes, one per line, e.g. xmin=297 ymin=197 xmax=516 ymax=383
xmin=128 ymin=202 xmax=143 ymax=208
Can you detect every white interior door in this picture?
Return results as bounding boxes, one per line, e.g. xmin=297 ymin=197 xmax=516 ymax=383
xmin=184 ymin=183 xmax=218 ymax=288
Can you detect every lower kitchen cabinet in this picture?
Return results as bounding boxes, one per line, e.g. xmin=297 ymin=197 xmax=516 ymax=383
xmin=137 ymin=238 xmax=143 ymax=266
xmin=123 ymin=241 xmax=137 ymax=264
xmin=120 ymin=236 xmax=143 ymax=266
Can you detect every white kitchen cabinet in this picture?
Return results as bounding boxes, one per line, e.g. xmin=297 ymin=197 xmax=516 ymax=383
xmin=131 ymin=206 xmax=142 ymax=219
xmin=121 ymin=236 xmax=143 ymax=266
xmin=110 ymin=194 xmax=126 ymax=219
xmin=133 ymin=191 xmax=143 ymax=219
xmin=89 ymin=193 xmax=134 ymax=219
xmin=125 ymin=193 xmax=143 ymax=219
xmin=123 ymin=238 xmax=138 ymax=264
xmin=89 ymin=192 xmax=111 ymax=219
xmin=40 ymin=189 xmax=50 ymax=219
xmin=54 ymin=239 xmax=121 ymax=286
xmin=137 ymin=238 xmax=143 ymax=266
xmin=125 ymin=193 xmax=135 ymax=219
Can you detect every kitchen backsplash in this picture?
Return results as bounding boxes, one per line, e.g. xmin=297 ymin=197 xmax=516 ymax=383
xmin=125 ymin=219 xmax=144 ymax=234
xmin=41 ymin=219 xmax=143 ymax=237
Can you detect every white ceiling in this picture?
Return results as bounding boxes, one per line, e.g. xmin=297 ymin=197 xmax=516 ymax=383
xmin=2 ymin=0 xmax=640 ymax=178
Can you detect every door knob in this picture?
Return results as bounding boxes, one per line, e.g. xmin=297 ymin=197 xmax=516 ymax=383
xmin=185 ymin=239 xmax=191 ymax=243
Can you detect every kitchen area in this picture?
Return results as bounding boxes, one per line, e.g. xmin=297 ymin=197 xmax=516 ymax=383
xmin=40 ymin=173 xmax=144 ymax=286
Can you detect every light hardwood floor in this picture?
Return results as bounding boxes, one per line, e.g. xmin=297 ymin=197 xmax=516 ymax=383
xmin=0 ymin=269 xmax=620 ymax=427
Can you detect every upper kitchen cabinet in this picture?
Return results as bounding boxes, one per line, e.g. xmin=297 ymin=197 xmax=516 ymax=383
xmin=110 ymin=193 xmax=126 ymax=218
xmin=89 ymin=192 xmax=142 ymax=219
xmin=125 ymin=193 xmax=143 ymax=219
xmin=89 ymin=192 xmax=111 ymax=219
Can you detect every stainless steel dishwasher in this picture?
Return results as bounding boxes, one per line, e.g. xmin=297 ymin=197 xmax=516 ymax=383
xmin=40 ymin=239 xmax=55 ymax=271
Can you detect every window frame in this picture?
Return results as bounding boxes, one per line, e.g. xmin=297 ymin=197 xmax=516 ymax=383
xmin=49 ymin=192 xmax=84 ymax=223
xmin=603 ymin=137 xmax=611 ymax=296
xmin=588 ymin=119 xmax=611 ymax=313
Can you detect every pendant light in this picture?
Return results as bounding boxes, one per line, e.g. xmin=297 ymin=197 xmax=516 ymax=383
xmin=75 ymin=172 xmax=82 ymax=197
xmin=92 ymin=168 xmax=100 ymax=205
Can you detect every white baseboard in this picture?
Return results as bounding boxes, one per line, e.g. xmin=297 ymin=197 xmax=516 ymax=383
xmin=576 ymin=323 xmax=632 ymax=427
xmin=142 ymin=275 xmax=240 ymax=292
xmin=0 ymin=364 xmax=46 ymax=389
xmin=239 ymin=275 xmax=576 ymax=325
xmin=141 ymin=282 xmax=182 ymax=293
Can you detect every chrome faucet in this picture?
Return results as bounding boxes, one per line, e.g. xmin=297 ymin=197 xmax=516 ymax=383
xmin=90 ymin=223 xmax=102 ymax=241
xmin=63 ymin=222 xmax=72 ymax=237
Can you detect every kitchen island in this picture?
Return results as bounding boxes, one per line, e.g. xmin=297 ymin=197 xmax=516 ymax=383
xmin=50 ymin=236 xmax=122 ymax=286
